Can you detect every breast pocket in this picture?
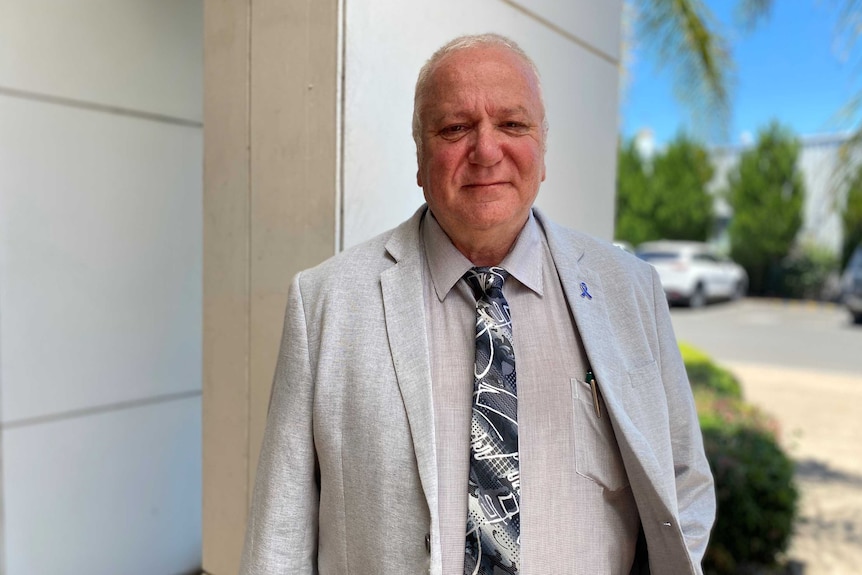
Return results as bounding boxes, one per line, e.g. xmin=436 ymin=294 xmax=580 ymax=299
xmin=571 ymin=376 xmax=630 ymax=492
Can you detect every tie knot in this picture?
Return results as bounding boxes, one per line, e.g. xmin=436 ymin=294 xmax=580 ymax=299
xmin=463 ymin=266 xmax=509 ymax=300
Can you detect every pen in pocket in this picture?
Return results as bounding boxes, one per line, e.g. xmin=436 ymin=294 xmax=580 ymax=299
xmin=586 ymin=370 xmax=601 ymax=418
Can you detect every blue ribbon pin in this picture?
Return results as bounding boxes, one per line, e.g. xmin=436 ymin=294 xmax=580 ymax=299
xmin=580 ymin=282 xmax=592 ymax=299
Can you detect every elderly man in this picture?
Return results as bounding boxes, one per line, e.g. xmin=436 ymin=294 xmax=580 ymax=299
xmin=240 ymin=34 xmax=715 ymax=575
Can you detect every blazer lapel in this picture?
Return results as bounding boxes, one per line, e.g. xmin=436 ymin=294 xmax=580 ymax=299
xmin=536 ymin=209 xmax=626 ymax=389
xmin=536 ymin=210 xmax=650 ymax=475
xmin=556 ymin=255 xmax=629 ymax=388
xmin=380 ymin=209 xmax=439 ymax=521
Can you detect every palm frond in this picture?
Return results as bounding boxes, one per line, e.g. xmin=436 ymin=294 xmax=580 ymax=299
xmin=634 ymin=0 xmax=733 ymax=140
xmin=826 ymin=1 xmax=862 ymax=213
xmin=733 ymin=0 xmax=775 ymax=32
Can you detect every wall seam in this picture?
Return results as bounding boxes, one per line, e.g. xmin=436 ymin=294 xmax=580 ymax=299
xmin=1 ymin=389 xmax=202 ymax=430
xmin=244 ymin=0 xmax=254 ymax=516
xmin=0 ymin=264 xmax=6 ymax=575
xmin=336 ymin=0 xmax=347 ymax=253
xmin=496 ymin=0 xmax=619 ymax=65
xmin=0 ymin=86 xmax=203 ymax=128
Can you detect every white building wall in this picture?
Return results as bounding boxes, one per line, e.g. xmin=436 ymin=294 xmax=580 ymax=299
xmin=796 ymin=137 xmax=845 ymax=253
xmin=342 ymin=0 xmax=622 ymax=246
xmin=0 ymin=2 xmax=203 ymax=574
xmin=710 ymin=135 xmax=850 ymax=255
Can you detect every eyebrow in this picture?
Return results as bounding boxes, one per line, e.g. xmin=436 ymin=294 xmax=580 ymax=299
xmin=428 ymin=105 xmax=534 ymax=128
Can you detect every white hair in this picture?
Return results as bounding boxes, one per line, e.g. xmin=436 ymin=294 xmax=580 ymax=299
xmin=411 ymin=33 xmax=548 ymax=163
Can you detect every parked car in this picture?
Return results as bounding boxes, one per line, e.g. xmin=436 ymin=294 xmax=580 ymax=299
xmin=841 ymin=244 xmax=862 ymax=324
xmin=636 ymin=240 xmax=748 ymax=308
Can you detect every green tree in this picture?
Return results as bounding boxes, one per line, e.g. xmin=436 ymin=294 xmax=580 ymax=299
xmin=650 ymin=134 xmax=715 ymax=240
xmin=615 ymin=139 xmax=657 ymax=245
xmin=841 ymin=164 xmax=862 ymax=269
xmin=615 ymin=134 xmax=715 ymax=244
xmin=727 ymin=122 xmax=805 ymax=294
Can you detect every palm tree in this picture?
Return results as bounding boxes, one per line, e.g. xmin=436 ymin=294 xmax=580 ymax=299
xmin=633 ymin=0 xmax=862 ymax=139
xmin=626 ymin=0 xmax=776 ymax=138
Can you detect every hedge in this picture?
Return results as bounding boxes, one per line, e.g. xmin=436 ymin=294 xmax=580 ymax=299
xmin=681 ymin=343 xmax=799 ymax=575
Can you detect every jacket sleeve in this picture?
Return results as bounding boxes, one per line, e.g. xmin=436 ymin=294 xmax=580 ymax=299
xmin=239 ymin=272 xmax=320 ymax=574
xmin=650 ymin=266 xmax=716 ymax=571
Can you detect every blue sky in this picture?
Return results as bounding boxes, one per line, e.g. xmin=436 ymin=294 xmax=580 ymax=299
xmin=620 ymin=1 xmax=861 ymax=147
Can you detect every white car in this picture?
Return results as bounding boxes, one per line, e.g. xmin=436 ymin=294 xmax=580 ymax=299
xmin=635 ymin=240 xmax=748 ymax=308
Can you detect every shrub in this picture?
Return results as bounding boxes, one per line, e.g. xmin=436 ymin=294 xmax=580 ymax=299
xmin=680 ymin=342 xmax=743 ymax=399
xmin=700 ymin=406 xmax=798 ymax=575
xmin=683 ymin=341 xmax=799 ymax=575
xmin=778 ymin=241 xmax=840 ymax=300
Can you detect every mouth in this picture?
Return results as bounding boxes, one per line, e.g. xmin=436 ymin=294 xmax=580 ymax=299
xmin=463 ymin=181 xmax=508 ymax=189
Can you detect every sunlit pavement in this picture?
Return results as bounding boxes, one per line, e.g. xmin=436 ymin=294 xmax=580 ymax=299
xmin=670 ymin=299 xmax=862 ymax=575
xmin=725 ymin=363 xmax=862 ymax=575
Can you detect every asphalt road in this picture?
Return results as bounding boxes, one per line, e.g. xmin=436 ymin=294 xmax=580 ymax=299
xmin=669 ymin=298 xmax=862 ymax=377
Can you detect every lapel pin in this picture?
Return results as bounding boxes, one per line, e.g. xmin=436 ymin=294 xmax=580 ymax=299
xmin=580 ymin=282 xmax=592 ymax=300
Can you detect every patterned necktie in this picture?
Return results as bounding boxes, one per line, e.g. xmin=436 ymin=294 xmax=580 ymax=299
xmin=463 ymin=266 xmax=520 ymax=575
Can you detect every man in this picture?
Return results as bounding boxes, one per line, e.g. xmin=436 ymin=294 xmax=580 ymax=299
xmin=240 ymin=34 xmax=715 ymax=574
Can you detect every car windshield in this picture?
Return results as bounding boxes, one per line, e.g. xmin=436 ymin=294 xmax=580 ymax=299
xmin=637 ymin=251 xmax=682 ymax=262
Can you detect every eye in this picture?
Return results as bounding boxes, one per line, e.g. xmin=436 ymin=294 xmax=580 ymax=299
xmin=439 ymin=124 xmax=469 ymax=140
xmin=502 ymin=121 xmax=529 ymax=132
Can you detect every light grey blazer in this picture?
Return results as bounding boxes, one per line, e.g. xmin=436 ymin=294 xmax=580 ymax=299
xmin=239 ymin=206 xmax=715 ymax=575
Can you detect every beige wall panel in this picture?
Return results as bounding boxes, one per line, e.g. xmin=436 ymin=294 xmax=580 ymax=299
xmin=202 ymin=2 xmax=251 ymax=574
xmin=203 ymin=1 xmax=340 ymax=574
xmin=247 ymin=0 xmax=339 ymax=499
xmin=342 ymin=0 xmax=621 ymax=247
xmin=0 ymin=0 xmax=202 ymax=121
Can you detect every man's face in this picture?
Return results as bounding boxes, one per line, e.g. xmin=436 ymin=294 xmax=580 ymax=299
xmin=417 ymin=46 xmax=546 ymax=244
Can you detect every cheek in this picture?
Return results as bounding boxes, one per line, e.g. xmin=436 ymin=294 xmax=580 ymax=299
xmin=427 ymin=147 xmax=465 ymax=179
xmin=516 ymin=146 xmax=545 ymax=182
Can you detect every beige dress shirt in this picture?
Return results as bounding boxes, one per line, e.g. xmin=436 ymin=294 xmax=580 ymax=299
xmin=421 ymin=210 xmax=640 ymax=574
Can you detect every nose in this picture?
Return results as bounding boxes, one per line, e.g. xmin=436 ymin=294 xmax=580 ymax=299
xmin=468 ymin=124 xmax=503 ymax=167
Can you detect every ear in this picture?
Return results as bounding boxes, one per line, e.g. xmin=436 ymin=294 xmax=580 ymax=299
xmin=417 ymin=168 xmax=423 ymax=188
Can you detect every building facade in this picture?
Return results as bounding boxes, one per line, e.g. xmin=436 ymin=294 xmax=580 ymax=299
xmin=0 ymin=2 xmax=203 ymax=574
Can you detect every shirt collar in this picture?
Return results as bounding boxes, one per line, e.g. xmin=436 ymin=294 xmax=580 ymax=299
xmin=422 ymin=209 xmax=545 ymax=302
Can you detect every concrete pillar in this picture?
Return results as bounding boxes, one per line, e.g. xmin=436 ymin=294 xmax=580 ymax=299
xmin=202 ymin=1 xmax=340 ymax=572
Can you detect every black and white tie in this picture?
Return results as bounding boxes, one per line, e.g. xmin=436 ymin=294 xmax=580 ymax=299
xmin=463 ymin=266 xmax=520 ymax=575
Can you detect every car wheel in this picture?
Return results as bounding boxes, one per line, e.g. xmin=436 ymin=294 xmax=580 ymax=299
xmin=688 ymin=284 xmax=706 ymax=309
xmin=853 ymin=311 xmax=862 ymax=325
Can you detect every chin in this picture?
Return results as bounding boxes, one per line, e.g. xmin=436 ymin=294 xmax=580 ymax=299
xmin=459 ymin=204 xmax=525 ymax=231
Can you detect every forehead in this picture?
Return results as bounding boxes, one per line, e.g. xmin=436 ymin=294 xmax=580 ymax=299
xmin=424 ymin=46 xmax=543 ymax=117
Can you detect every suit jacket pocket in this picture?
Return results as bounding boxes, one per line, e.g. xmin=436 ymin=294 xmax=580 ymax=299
xmin=571 ymin=377 xmax=631 ymax=492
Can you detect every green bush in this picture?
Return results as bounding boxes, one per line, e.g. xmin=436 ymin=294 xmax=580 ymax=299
xmin=683 ymin=341 xmax=799 ymax=575
xmin=680 ymin=342 xmax=743 ymax=399
xmin=700 ymin=401 xmax=798 ymax=575
xmin=778 ymin=241 xmax=840 ymax=300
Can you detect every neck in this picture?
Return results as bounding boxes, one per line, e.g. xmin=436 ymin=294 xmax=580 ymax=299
xmin=457 ymin=244 xmax=512 ymax=267
xmin=440 ymin=218 xmax=528 ymax=267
